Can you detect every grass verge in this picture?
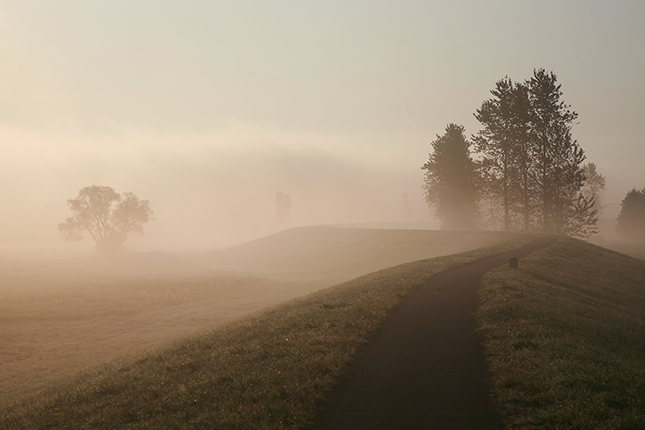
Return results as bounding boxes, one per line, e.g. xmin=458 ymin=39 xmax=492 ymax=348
xmin=477 ymin=238 xmax=645 ymax=429
xmin=2 ymin=235 xmax=529 ymax=429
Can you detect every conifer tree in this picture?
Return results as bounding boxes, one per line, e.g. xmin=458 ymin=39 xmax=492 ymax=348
xmin=617 ymin=188 xmax=645 ymax=241
xmin=422 ymin=124 xmax=479 ymax=230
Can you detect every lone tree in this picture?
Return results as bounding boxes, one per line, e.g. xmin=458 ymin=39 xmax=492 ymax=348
xmin=616 ymin=188 xmax=645 ymax=242
xmin=422 ymin=123 xmax=479 ymax=230
xmin=58 ymin=185 xmax=154 ymax=254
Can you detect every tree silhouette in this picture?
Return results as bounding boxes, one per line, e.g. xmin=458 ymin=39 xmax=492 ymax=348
xmin=475 ymin=77 xmax=532 ymax=231
xmin=422 ymin=123 xmax=479 ymax=230
xmin=616 ymin=188 xmax=645 ymax=241
xmin=528 ymin=69 xmax=587 ymax=235
xmin=474 ymin=69 xmax=597 ymax=238
xmin=58 ymin=185 xmax=154 ymax=254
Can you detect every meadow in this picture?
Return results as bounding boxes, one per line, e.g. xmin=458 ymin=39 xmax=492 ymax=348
xmin=3 ymin=227 xmax=644 ymax=429
xmin=477 ymin=238 xmax=645 ymax=429
xmin=0 ymin=227 xmax=520 ymax=407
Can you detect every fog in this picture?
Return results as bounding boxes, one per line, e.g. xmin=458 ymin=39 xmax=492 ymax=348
xmin=2 ymin=2 xmax=645 ymax=411
xmin=1 ymin=1 xmax=644 ymax=252
xmin=0 ymin=122 xmax=433 ymax=251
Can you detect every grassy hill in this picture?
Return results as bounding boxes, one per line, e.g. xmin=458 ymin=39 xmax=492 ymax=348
xmin=477 ymin=238 xmax=645 ymax=429
xmin=0 ymin=230 xmax=529 ymax=429
xmin=188 ymin=226 xmax=526 ymax=284
xmin=0 ymin=227 xmax=523 ymax=407
xmin=3 ymin=231 xmax=645 ymax=429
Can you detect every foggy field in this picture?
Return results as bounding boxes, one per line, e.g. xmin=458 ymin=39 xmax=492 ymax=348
xmin=0 ymin=226 xmax=521 ymax=405
xmin=1 ymin=233 xmax=530 ymax=429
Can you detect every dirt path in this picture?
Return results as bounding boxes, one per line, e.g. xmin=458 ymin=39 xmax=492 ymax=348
xmin=316 ymin=237 xmax=556 ymax=429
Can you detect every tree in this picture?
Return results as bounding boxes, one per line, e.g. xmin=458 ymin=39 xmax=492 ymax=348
xmin=474 ymin=77 xmax=533 ymax=231
xmin=528 ymin=68 xmax=588 ymax=236
xmin=474 ymin=69 xmax=598 ymax=238
xmin=58 ymin=185 xmax=154 ymax=254
xmin=581 ymin=162 xmax=606 ymax=215
xmin=616 ymin=188 xmax=645 ymax=241
xmin=422 ymin=123 xmax=479 ymax=230
xmin=275 ymin=191 xmax=291 ymax=225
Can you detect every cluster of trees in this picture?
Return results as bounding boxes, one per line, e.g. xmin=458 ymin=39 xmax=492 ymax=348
xmin=423 ymin=69 xmax=604 ymax=239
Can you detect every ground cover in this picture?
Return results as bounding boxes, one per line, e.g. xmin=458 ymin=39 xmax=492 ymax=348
xmin=0 ymin=227 xmax=519 ymax=405
xmin=1 ymin=236 xmax=529 ymax=429
xmin=477 ymin=238 xmax=645 ymax=429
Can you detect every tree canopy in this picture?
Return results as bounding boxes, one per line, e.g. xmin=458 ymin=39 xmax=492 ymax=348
xmin=616 ymin=188 xmax=645 ymax=241
xmin=474 ymin=69 xmax=597 ymax=238
xmin=424 ymin=69 xmax=600 ymax=239
xmin=422 ymin=123 xmax=479 ymax=230
xmin=58 ymin=185 xmax=154 ymax=254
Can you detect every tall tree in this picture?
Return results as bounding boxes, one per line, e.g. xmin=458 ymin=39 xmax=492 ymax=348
xmin=58 ymin=185 xmax=154 ymax=254
xmin=528 ymin=69 xmax=587 ymax=235
xmin=474 ymin=77 xmax=533 ymax=231
xmin=474 ymin=69 xmax=598 ymax=238
xmin=616 ymin=188 xmax=645 ymax=241
xmin=422 ymin=123 xmax=479 ymax=230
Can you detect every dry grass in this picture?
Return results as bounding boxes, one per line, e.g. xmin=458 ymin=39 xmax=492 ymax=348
xmin=1 ymin=235 xmax=529 ymax=429
xmin=0 ymin=273 xmax=291 ymax=404
xmin=0 ymin=227 xmax=520 ymax=406
xmin=477 ymin=238 xmax=645 ymax=429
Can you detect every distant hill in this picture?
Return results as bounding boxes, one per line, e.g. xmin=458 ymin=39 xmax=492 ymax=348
xmin=194 ymin=226 xmax=525 ymax=284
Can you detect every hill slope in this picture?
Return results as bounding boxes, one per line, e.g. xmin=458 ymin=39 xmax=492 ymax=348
xmin=1 ymin=235 xmax=529 ymax=428
xmin=0 ymin=227 xmax=523 ymax=405
xmin=196 ymin=226 xmax=524 ymax=284
xmin=5 ymin=234 xmax=643 ymax=429
xmin=477 ymin=238 xmax=645 ymax=429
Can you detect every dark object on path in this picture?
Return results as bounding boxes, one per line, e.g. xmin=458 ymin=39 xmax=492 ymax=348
xmin=509 ymin=257 xmax=518 ymax=269
xmin=316 ymin=237 xmax=556 ymax=430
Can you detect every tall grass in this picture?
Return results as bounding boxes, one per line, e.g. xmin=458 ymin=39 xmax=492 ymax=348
xmin=477 ymin=238 xmax=645 ymax=429
xmin=1 ymin=237 xmax=529 ymax=429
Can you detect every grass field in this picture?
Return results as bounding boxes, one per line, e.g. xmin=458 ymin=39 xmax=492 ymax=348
xmin=4 ymin=228 xmax=644 ymax=429
xmin=477 ymin=238 xmax=645 ymax=429
xmin=1 ymin=235 xmax=530 ymax=429
xmin=0 ymin=227 xmax=521 ymax=407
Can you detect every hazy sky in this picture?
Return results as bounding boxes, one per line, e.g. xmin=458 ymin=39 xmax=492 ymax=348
xmin=1 ymin=1 xmax=644 ymax=249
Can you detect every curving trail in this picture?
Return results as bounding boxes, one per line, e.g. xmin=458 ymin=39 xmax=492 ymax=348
xmin=316 ymin=237 xmax=556 ymax=429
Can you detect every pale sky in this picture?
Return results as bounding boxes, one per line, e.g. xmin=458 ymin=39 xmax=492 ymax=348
xmin=1 ymin=1 xmax=644 ymax=249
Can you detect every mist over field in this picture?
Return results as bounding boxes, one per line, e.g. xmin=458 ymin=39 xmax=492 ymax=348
xmin=0 ymin=123 xmax=433 ymax=252
xmin=1 ymin=1 xmax=644 ymax=253
xmin=1 ymin=2 xmax=645 ymax=424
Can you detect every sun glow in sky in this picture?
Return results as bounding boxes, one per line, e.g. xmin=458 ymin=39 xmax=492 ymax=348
xmin=1 ymin=0 xmax=644 ymax=249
